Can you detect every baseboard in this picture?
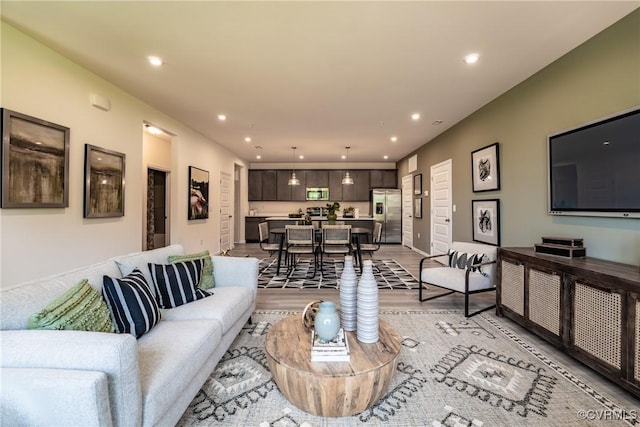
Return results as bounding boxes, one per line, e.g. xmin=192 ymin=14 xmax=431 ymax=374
xmin=410 ymin=246 xmax=430 ymax=257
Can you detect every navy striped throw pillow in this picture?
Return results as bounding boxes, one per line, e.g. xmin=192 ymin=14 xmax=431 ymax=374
xmin=148 ymin=259 xmax=211 ymax=309
xmin=103 ymin=268 xmax=161 ymax=338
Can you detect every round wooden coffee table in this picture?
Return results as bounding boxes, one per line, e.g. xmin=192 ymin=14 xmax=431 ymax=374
xmin=264 ymin=313 xmax=401 ymax=417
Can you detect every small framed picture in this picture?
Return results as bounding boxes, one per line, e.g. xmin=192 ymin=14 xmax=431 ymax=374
xmin=84 ymin=144 xmax=125 ymax=218
xmin=1 ymin=109 xmax=70 ymax=208
xmin=472 ymin=199 xmax=500 ymax=246
xmin=471 ymin=142 xmax=500 ymax=192
xmin=414 ymin=197 xmax=422 ymax=219
xmin=189 ymin=166 xmax=209 ymax=220
xmin=413 ymin=173 xmax=422 ymax=195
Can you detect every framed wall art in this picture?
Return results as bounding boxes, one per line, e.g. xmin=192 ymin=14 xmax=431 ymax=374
xmin=471 ymin=142 xmax=500 ymax=192
xmin=1 ymin=109 xmax=70 ymax=208
xmin=472 ymin=199 xmax=500 ymax=246
xmin=413 ymin=173 xmax=422 ymax=195
xmin=84 ymin=144 xmax=125 ymax=218
xmin=414 ymin=197 xmax=422 ymax=219
xmin=189 ymin=166 xmax=209 ymax=220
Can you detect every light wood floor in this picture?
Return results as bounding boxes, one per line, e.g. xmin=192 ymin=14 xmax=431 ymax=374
xmin=228 ymin=243 xmax=640 ymax=410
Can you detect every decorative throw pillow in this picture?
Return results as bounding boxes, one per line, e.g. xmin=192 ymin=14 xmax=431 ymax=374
xmin=148 ymin=259 xmax=211 ymax=309
xmin=28 ymin=279 xmax=114 ymax=333
xmin=167 ymin=250 xmax=215 ymax=290
xmin=448 ymin=250 xmax=487 ymax=275
xmin=102 ymin=268 xmax=161 ymax=338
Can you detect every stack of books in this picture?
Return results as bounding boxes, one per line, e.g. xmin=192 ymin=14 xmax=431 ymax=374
xmin=310 ymin=328 xmax=350 ymax=362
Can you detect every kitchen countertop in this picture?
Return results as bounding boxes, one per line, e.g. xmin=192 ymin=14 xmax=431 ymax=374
xmin=265 ymin=216 xmax=374 ymax=220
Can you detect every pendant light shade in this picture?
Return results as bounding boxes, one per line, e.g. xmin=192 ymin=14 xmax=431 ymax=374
xmin=342 ymin=146 xmax=354 ymax=185
xmin=288 ymin=146 xmax=300 ymax=186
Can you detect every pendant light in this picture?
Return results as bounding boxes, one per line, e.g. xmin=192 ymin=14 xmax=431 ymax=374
xmin=342 ymin=146 xmax=354 ymax=185
xmin=288 ymin=146 xmax=301 ymax=186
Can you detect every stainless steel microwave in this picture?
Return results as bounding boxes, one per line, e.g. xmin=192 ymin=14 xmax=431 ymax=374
xmin=306 ymin=187 xmax=329 ymax=201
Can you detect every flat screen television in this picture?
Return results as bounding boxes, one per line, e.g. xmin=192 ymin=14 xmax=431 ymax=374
xmin=547 ymin=107 xmax=640 ymax=219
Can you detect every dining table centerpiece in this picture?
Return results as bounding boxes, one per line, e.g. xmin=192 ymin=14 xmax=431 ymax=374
xmin=326 ymin=201 xmax=341 ymax=224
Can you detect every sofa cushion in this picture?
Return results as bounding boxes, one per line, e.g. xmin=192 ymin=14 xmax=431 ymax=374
xmin=113 ymin=244 xmax=185 ymax=298
xmin=421 ymin=267 xmax=493 ymax=293
xmin=103 ymin=269 xmax=161 ymax=338
xmin=448 ymin=250 xmax=487 ymax=275
xmin=27 ymin=279 xmax=114 ymax=333
xmin=160 ymin=286 xmax=254 ymax=334
xmin=148 ymin=260 xmax=211 ymax=308
xmin=168 ymin=251 xmax=215 ymax=290
xmin=137 ymin=319 xmax=222 ymax=427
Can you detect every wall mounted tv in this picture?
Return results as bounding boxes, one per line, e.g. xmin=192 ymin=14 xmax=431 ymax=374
xmin=547 ymin=107 xmax=640 ymax=219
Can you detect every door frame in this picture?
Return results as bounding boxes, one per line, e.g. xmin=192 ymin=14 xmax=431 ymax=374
xmin=430 ymin=159 xmax=452 ymax=256
xmin=401 ymin=174 xmax=413 ymax=248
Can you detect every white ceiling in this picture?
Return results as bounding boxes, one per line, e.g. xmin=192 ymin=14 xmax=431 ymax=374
xmin=2 ymin=1 xmax=637 ymax=164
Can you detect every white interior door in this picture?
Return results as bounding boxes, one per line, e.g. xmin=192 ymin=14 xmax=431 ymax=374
xmin=401 ymin=174 xmax=413 ymax=248
xmin=430 ymin=159 xmax=452 ymax=256
xmin=220 ymin=171 xmax=232 ymax=251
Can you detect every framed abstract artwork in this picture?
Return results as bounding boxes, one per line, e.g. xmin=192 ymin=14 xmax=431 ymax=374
xmin=1 ymin=109 xmax=70 ymax=208
xmin=189 ymin=166 xmax=209 ymax=220
xmin=84 ymin=144 xmax=125 ymax=218
xmin=472 ymin=199 xmax=500 ymax=246
xmin=414 ymin=197 xmax=422 ymax=219
xmin=471 ymin=142 xmax=500 ymax=192
xmin=413 ymin=173 xmax=422 ymax=195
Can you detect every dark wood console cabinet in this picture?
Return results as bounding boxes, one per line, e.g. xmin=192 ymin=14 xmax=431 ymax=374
xmin=497 ymin=247 xmax=640 ymax=397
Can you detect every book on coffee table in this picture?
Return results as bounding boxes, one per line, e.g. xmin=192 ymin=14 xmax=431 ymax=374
xmin=310 ymin=328 xmax=350 ymax=362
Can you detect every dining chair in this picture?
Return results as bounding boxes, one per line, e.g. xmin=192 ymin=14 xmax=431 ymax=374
xmin=258 ymin=222 xmax=281 ymax=272
xmin=320 ymin=225 xmax=352 ymax=270
xmin=359 ymin=221 xmax=382 ymax=269
xmin=285 ymin=225 xmax=318 ymax=278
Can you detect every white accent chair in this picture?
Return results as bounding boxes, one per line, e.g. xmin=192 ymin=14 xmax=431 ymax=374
xmin=418 ymin=241 xmax=498 ymax=317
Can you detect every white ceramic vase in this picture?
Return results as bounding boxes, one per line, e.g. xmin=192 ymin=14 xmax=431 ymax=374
xmin=339 ymin=255 xmax=357 ymax=331
xmin=356 ymin=259 xmax=379 ymax=343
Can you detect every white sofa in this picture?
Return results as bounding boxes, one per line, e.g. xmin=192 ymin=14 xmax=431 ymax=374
xmin=0 ymin=244 xmax=259 ymax=427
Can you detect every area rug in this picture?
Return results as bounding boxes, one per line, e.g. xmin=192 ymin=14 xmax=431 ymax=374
xmin=257 ymin=258 xmax=419 ymax=289
xmin=177 ymin=310 xmax=638 ymax=427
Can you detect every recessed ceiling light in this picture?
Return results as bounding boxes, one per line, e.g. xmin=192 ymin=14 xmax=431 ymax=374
xmin=390 ymin=136 xmax=398 ymax=142
xmin=464 ymin=53 xmax=480 ymax=64
xmin=217 ymin=114 xmax=227 ymax=121
xmin=341 ymin=155 xmax=346 ymax=160
xmin=244 ymin=137 xmax=252 ymax=143
xmin=383 ymin=155 xmax=389 ymax=160
xmin=256 ymin=155 xmax=261 ymax=159
xmin=411 ymin=113 xmax=420 ymax=121
xmin=299 ymin=155 xmax=304 ymax=159
xmin=147 ymin=56 xmax=163 ymax=67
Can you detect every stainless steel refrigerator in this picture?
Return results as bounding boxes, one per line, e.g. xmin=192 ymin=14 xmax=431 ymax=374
xmin=371 ymin=189 xmax=402 ymax=243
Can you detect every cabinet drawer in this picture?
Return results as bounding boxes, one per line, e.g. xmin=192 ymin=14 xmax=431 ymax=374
xmin=501 ymin=260 xmax=524 ymax=316
xmin=528 ymin=268 xmax=561 ymax=336
xmin=573 ymin=282 xmax=622 ymax=370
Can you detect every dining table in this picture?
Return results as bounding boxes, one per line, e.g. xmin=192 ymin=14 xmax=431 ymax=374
xmin=269 ymin=225 xmax=373 ymax=276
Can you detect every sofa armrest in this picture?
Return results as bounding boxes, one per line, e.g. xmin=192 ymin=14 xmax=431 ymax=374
xmin=0 ymin=330 xmax=141 ymax=427
xmin=1 ymin=367 xmax=112 ymax=427
xmin=211 ymin=256 xmax=259 ymax=289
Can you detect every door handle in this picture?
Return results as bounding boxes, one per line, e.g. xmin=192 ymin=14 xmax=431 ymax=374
xmin=445 ymin=218 xmax=450 ymax=222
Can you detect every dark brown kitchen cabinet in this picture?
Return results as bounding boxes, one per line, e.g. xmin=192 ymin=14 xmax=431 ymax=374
xmin=305 ymin=170 xmax=329 ymax=188
xmin=276 ymin=170 xmax=305 ymax=201
xmin=370 ymin=170 xmax=397 ymax=188
xmin=245 ymin=216 xmax=267 ymax=243
xmin=342 ymin=170 xmax=370 ymax=201
xmin=328 ymin=170 xmax=343 ymax=202
xmin=248 ymin=170 xmax=277 ymax=201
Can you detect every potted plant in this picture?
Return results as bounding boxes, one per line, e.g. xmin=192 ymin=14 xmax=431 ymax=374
xmin=325 ymin=201 xmax=341 ymax=224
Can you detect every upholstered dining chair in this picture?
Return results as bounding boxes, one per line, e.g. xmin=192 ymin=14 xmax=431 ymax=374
xmin=319 ymin=225 xmax=352 ymax=269
xmin=358 ymin=221 xmax=382 ymax=270
xmin=418 ymin=241 xmax=498 ymax=317
xmin=285 ymin=225 xmax=318 ymax=278
xmin=258 ymin=222 xmax=281 ymax=272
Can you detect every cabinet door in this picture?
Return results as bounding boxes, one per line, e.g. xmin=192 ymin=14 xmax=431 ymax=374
xmin=276 ymin=171 xmax=293 ymax=201
xmin=500 ymin=258 xmax=525 ymax=318
xmin=245 ymin=217 xmax=265 ymax=243
xmin=353 ymin=170 xmax=370 ymax=201
xmin=305 ymin=170 xmax=329 ymax=188
xmin=248 ymin=170 xmax=262 ymax=201
xmin=528 ymin=266 xmax=562 ymax=340
xmin=382 ymin=170 xmax=397 ymax=188
xmin=329 ymin=170 xmax=343 ymax=202
xmin=262 ymin=171 xmax=277 ymax=200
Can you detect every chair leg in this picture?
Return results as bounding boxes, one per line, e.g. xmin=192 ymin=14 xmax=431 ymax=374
xmin=464 ymin=291 xmax=496 ymax=318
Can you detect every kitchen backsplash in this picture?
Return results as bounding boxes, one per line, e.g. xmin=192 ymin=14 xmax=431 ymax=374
xmin=248 ymin=201 xmax=371 ymax=216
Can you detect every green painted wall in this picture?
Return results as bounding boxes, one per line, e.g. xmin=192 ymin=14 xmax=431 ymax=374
xmin=398 ymin=10 xmax=640 ymax=265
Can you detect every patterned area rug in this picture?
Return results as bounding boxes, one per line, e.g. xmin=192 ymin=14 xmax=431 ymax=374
xmin=257 ymin=258 xmax=419 ymax=289
xmin=177 ymin=310 xmax=638 ymax=427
